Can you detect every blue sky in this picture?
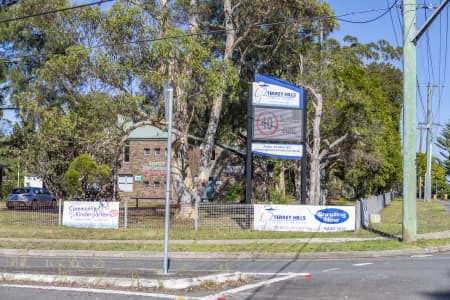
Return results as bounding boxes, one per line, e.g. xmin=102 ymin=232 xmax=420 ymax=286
xmin=328 ymin=0 xmax=450 ymax=159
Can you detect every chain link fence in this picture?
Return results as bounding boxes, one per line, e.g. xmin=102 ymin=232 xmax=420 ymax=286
xmin=0 ymin=201 xmax=255 ymax=231
xmin=1 ymin=195 xmax=448 ymax=234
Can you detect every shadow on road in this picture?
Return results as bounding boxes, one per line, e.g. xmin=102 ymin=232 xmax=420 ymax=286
xmin=241 ymin=232 xmax=319 ymax=300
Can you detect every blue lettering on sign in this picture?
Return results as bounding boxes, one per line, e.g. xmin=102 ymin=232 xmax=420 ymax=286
xmin=314 ymin=208 xmax=349 ymax=224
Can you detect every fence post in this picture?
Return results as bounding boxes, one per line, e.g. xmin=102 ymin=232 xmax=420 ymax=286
xmin=124 ymin=199 xmax=128 ymax=229
xmin=58 ymin=198 xmax=62 ymax=226
xmin=194 ymin=199 xmax=199 ymax=231
xmin=355 ymin=201 xmax=361 ymax=231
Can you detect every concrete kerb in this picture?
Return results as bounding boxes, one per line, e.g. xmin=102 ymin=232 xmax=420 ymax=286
xmin=1 ymin=271 xmax=246 ymax=290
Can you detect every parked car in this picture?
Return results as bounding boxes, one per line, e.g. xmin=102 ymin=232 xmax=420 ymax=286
xmin=6 ymin=187 xmax=57 ymax=210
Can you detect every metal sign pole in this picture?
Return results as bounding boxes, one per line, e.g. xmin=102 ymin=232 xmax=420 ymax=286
xmin=246 ymin=84 xmax=253 ymax=204
xmin=163 ymin=82 xmax=173 ymax=274
xmin=301 ymin=92 xmax=307 ymax=204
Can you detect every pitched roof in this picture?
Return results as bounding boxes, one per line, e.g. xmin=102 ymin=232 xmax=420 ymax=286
xmin=128 ymin=125 xmax=168 ymax=140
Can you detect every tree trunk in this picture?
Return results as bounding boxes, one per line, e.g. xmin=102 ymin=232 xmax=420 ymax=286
xmin=197 ymin=0 xmax=236 ymax=187
xmin=308 ymin=89 xmax=322 ymax=205
xmin=278 ymin=160 xmax=286 ymax=197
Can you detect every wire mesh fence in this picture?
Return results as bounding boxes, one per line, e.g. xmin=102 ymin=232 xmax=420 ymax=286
xmin=0 ymin=201 xmax=254 ymax=231
xmin=0 ymin=197 xmax=448 ymax=234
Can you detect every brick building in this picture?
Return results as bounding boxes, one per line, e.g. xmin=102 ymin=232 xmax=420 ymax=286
xmin=117 ymin=124 xmax=246 ymax=202
xmin=117 ymin=125 xmax=168 ymax=201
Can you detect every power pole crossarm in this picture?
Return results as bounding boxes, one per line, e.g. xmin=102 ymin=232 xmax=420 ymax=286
xmin=411 ymin=0 xmax=450 ymax=44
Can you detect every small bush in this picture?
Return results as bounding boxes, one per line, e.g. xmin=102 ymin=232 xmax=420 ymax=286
xmin=223 ymin=185 xmax=242 ymax=202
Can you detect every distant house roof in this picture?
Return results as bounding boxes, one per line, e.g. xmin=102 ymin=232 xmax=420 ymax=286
xmin=128 ymin=125 xmax=168 ymax=140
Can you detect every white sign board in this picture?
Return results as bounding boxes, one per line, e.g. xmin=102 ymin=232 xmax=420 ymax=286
xmin=63 ymin=201 xmax=120 ymax=229
xmin=24 ymin=176 xmax=43 ymax=188
xmin=254 ymin=204 xmax=355 ymax=232
xmin=252 ymin=142 xmax=302 ymax=160
xmin=252 ymin=74 xmax=303 ymax=109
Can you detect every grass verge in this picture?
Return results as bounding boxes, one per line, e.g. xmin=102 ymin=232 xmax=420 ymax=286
xmin=0 ymin=199 xmax=448 ymax=253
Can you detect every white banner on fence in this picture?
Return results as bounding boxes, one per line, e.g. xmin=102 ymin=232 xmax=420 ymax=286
xmin=254 ymin=204 xmax=355 ymax=232
xmin=63 ymin=201 xmax=120 ymax=229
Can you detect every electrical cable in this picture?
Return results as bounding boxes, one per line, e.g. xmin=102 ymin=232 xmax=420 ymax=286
xmin=335 ymin=0 xmax=398 ymax=24
xmin=0 ymin=0 xmax=113 ymax=24
xmin=417 ymin=79 xmax=427 ymax=123
xmin=386 ymin=0 xmax=401 ymax=47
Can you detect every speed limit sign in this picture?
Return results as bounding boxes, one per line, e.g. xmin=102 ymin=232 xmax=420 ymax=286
xmin=255 ymin=111 xmax=279 ymax=136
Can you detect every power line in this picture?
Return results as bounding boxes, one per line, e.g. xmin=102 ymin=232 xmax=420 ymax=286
xmin=0 ymin=0 xmax=114 ymax=24
xmin=386 ymin=0 xmax=401 ymax=47
xmin=336 ymin=0 xmax=399 ymax=24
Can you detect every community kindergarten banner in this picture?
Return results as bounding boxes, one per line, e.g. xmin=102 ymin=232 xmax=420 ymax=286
xmin=254 ymin=204 xmax=355 ymax=232
xmin=63 ymin=201 xmax=120 ymax=229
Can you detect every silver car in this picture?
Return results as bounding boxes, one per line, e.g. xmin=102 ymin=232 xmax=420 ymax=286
xmin=6 ymin=187 xmax=57 ymax=210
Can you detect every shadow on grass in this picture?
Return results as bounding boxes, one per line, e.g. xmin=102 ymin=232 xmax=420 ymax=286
xmin=366 ymin=227 xmax=402 ymax=241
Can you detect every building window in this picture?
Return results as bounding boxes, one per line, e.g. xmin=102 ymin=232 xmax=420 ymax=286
xmin=154 ymin=148 xmax=161 ymax=155
xmin=144 ymin=148 xmax=151 ymax=155
xmin=154 ymin=181 xmax=161 ymax=188
xmin=118 ymin=175 xmax=133 ymax=192
xmin=143 ymin=181 xmax=150 ymax=188
xmin=123 ymin=141 xmax=130 ymax=162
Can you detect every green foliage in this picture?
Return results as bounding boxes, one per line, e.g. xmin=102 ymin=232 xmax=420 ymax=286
xmin=268 ymin=190 xmax=291 ymax=204
xmin=62 ymin=154 xmax=110 ymax=198
xmin=436 ymin=120 xmax=450 ymax=177
xmin=223 ymin=185 xmax=242 ymax=202
xmin=416 ymin=152 xmax=447 ymax=195
xmin=320 ymin=38 xmax=402 ymax=198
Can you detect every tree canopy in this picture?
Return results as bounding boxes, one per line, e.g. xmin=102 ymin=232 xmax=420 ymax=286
xmin=0 ymin=0 xmax=407 ymax=205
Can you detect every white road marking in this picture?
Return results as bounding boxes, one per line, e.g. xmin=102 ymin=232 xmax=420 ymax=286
xmin=322 ymin=268 xmax=340 ymax=273
xmin=352 ymin=263 xmax=373 ymax=267
xmin=201 ymin=272 xmax=311 ymax=300
xmin=411 ymin=254 xmax=434 ymax=258
xmin=0 ymin=284 xmax=193 ymax=299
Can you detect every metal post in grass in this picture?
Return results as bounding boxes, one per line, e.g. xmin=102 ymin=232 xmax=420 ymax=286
xmin=194 ymin=199 xmax=198 ymax=231
xmin=58 ymin=198 xmax=62 ymax=226
xmin=163 ymin=82 xmax=173 ymax=274
xmin=124 ymin=199 xmax=128 ymax=229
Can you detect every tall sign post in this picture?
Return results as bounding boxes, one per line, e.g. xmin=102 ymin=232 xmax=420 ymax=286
xmin=246 ymin=74 xmax=305 ymax=204
xmin=163 ymin=82 xmax=173 ymax=274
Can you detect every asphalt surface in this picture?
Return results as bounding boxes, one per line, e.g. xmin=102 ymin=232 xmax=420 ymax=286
xmin=0 ymin=231 xmax=449 ymax=287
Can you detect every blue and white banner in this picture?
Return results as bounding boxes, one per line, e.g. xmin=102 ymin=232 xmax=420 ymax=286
xmin=254 ymin=204 xmax=356 ymax=232
xmin=252 ymin=142 xmax=302 ymax=160
xmin=63 ymin=201 xmax=120 ymax=229
xmin=252 ymin=74 xmax=304 ymax=109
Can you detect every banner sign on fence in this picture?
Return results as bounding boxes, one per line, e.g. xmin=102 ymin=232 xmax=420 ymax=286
xmin=63 ymin=201 xmax=120 ymax=229
xmin=254 ymin=204 xmax=355 ymax=232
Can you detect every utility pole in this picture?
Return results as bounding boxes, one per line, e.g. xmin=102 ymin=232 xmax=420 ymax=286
xmin=404 ymin=0 xmax=449 ymax=242
xmin=402 ymin=0 xmax=417 ymax=243
xmin=416 ymin=125 xmax=426 ymax=153
xmin=422 ymin=83 xmax=444 ymax=201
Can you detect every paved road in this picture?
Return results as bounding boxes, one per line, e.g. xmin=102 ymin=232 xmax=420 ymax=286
xmin=1 ymin=253 xmax=449 ymax=299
